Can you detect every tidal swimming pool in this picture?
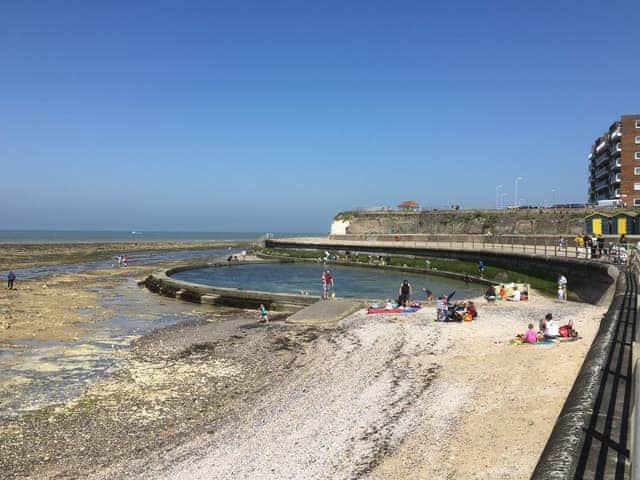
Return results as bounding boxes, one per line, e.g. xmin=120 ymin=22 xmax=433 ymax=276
xmin=170 ymin=262 xmax=485 ymax=300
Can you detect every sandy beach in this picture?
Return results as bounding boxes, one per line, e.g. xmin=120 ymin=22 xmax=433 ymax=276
xmin=0 ymin=257 xmax=607 ymax=480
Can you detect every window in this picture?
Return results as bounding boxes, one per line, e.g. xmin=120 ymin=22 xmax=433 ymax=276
xmin=635 ymin=183 xmax=640 ymax=190
xmin=636 ymin=152 xmax=640 ymax=160
xmin=635 ymin=167 xmax=640 ymax=175
xmin=636 ymin=136 xmax=640 ymax=144
xmin=636 ymin=199 xmax=640 ymax=206
xmin=636 ymin=119 xmax=640 ymax=128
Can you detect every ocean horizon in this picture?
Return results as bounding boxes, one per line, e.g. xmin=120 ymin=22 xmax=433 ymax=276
xmin=0 ymin=230 xmax=323 ymax=244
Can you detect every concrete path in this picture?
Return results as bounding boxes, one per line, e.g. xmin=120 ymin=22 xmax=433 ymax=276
xmin=287 ymin=298 xmax=367 ymax=326
xmin=267 ymin=236 xmax=601 ymax=261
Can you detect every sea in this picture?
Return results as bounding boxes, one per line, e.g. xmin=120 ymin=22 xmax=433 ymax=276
xmin=0 ymin=230 xmax=319 ymax=244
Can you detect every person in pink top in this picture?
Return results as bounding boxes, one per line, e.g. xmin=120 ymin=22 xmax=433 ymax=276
xmin=523 ymin=323 xmax=539 ymax=344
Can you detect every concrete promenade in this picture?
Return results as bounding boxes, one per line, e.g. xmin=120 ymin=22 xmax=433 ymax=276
xmin=287 ymin=298 xmax=367 ymax=326
xmin=269 ymin=236 xmax=604 ymax=261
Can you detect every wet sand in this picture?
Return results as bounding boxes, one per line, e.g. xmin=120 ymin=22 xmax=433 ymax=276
xmin=0 ymin=270 xmax=607 ymax=479
xmin=0 ymin=240 xmax=241 ymax=271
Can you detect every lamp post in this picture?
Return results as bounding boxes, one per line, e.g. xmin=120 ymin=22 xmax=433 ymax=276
xmin=515 ymin=177 xmax=523 ymax=208
xmin=496 ymin=185 xmax=502 ymax=209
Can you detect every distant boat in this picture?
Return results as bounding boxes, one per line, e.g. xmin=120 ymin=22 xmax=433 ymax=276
xmin=131 ymin=231 xmax=143 ymax=235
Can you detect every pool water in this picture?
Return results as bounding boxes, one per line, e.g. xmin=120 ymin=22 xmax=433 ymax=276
xmin=171 ymin=262 xmax=485 ymax=301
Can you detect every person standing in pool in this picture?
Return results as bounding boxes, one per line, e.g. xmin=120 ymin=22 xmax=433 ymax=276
xmin=322 ymin=269 xmax=334 ymax=299
xmin=398 ymin=279 xmax=412 ymax=307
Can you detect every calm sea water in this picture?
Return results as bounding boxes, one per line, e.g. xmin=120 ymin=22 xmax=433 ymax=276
xmin=171 ymin=263 xmax=484 ymax=300
xmin=0 ymin=230 xmax=320 ymax=244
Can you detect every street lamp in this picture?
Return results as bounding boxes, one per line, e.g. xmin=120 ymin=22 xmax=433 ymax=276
xmin=515 ymin=177 xmax=523 ymax=208
xmin=496 ymin=185 xmax=502 ymax=209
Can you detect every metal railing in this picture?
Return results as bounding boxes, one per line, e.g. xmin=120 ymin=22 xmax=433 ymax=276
xmin=305 ymin=235 xmax=631 ymax=264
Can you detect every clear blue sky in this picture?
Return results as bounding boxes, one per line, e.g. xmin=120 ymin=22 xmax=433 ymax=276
xmin=1 ymin=0 xmax=638 ymax=232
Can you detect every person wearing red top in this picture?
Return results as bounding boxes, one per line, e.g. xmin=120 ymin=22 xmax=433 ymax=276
xmin=322 ymin=269 xmax=334 ymax=299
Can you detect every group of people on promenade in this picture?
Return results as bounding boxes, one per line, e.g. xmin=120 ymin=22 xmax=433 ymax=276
xmin=571 ymin=233 xmax=630 ymax=263
xmin=515 ymin=313 xmax=578 ymax=344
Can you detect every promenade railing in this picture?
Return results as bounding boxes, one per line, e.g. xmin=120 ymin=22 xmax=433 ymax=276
xmin=319 ymin=235 xmax=631 ymax=263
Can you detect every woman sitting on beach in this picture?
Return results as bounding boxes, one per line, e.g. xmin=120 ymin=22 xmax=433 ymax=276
xmin=539 ymin=313 xmax=578 ymax=340
xmin=466 ymin=301 xmax=478 ymax=319
xmin=539 ymin=313 xmax=558 ymax=339
xmin=515 ymin=323 xmax=541 ymax=344
xmin=484 ymin=286 xmax=496 ymax=302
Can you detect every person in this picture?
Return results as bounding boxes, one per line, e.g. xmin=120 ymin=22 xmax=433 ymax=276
xmin=384 ymin=299 xmax=394 ymax=310
xmin=507 ymin=286 xmax=521 ymax=301
xmin=620 ymin=233 xmax=627 ymax=246
xmin=558 ymin=236 xmax=565 ymax=248
xmin=542 ymin=313 xmax=559 ymax=339
xmin=422 ymin=288 xmax=434 ymax=301
xmin=597 ymin=235 xmax=604 ymax=257
xmin=557 ymin=274 xmax=567 ymax=301
xmin=322 ymin=269 xmax=334 ymax=299
xmin=559 ymin=319 xmax=578 ymax=338
xmin=484 ymin=285 xmax=496 ymax=302
xmin=258 ymin=304 xmax=269 ymax=323
xmin=436 ymin=296 xmax=449 ymax=321
xmin=499 ymin=284 xmax=506 ymax=301
xmin=539 ymin=313 xmax=553 ymax=332
xmin=122 ymin=255 xmax=129 ymax=267
xmin=478 ymin=260 xmax=485 ymax=279
xmin=398 ymin=279 xmax=412 ymax=307
xmin=7 ymin=271 xmax=16 ymax=290
xmin=523 ymin=323 xmax=539 ymax=344
xmin=466 ymin=301 xmax=478 ymax=319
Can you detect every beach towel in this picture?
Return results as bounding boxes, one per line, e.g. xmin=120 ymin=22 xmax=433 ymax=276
xmin=511 ymin=338 xmax=555 ymax=346
xmin=367 ymin=307 xmax=420 ymax=314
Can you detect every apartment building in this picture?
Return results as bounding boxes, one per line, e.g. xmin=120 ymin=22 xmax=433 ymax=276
xmin=588 ymin=114 xmax=640 ymax=206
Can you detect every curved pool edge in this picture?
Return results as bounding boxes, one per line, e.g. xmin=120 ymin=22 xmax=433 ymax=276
xmin=144 ymin=260 xmax=319 ymax=311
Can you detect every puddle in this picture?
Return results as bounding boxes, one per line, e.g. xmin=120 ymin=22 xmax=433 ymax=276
xmin=0 ymin=278 xmax=216 ymax=419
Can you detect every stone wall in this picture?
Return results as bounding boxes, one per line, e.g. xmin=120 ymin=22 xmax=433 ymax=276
xmin=333 ymin=209 xmax=597 ymax=236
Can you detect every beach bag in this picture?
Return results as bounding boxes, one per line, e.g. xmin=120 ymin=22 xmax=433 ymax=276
xmin=559 ymin=325 xmax=570 ymax=338
xmin=463 ymin=312 xmax=473 ymax=322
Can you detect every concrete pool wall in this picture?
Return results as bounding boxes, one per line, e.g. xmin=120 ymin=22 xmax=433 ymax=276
xmin=144 ymin=260 xmax=318 ymax=311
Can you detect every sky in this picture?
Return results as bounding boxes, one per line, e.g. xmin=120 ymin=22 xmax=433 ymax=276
xmin=1 ymin=0 xmax=639 ymax=233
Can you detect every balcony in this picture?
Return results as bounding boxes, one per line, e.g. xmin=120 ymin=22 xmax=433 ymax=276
xmin=595 ymin=180 xmax=609 ymax=191
xmin=613 ymin=158 xmax=622 ymax=168
xmin=612 ymin=128 xmax=622 ymax=140
xmin=595 ymin=153 xmax=610 ymax=167
xmin=594 ymin=166 xmax=609 ymax=178
xmin=596 ymin=140 xmax=609 ymax=153
xmin=614 ymin=190 xmax=621 ymax=198
xmin=614 ymin=173 xmax=621 ymax=183
xmin=589 ymin=152 xmax=593 ymax=160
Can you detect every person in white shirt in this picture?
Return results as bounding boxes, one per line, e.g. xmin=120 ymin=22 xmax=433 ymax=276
xmin=507 ymin=287 xmax=521 ymax=301
xmin=542 ymin=313 xmax=560 ymax=339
